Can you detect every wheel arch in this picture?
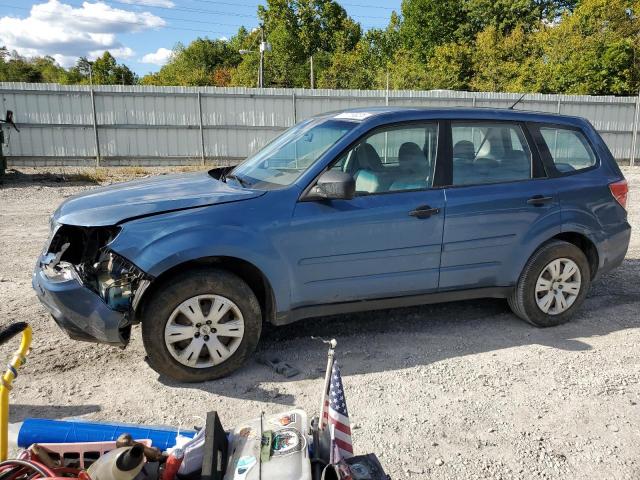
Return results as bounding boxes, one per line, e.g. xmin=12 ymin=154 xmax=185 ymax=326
xmin=519 ymin=231 xmax=599 ymax=282
xmin=548 ymin=231 xmax=599 ymax=280
xmin=134 ymin=256 xmax=277 ymax=325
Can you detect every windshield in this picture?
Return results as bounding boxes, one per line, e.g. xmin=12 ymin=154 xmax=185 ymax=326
xmin=227 ymin=117 xmax=357 ymax=190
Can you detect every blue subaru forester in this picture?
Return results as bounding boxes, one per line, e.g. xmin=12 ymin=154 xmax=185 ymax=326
xmin=33 ymin=107 xmax=631 ymax=381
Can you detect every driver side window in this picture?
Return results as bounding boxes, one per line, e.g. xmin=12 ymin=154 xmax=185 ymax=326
xmin=337 ymin=123 xmax=438 ymax=195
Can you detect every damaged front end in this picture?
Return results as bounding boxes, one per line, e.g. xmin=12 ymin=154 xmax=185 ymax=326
xmin=33 ymin=224 xmax=150 ymax=346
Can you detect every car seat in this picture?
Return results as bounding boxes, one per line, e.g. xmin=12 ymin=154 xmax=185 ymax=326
xmin=389 ymin=142 xmax=430 ymax=191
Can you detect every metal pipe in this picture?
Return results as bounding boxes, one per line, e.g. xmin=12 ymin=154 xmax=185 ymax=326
xmin=318 ymin=339 xmax=337 ymax=429
xmin=197 ymin=92 xmax=205 ymax=166
xmin=0 ymin=324 xmax=32 ymax=461
xmin=292 ymin=92 xmax=297 ymax=124
xmin=90 ymin=89 xmax=101 ymax=167
xmin=630 ymin=91 xmax=640 ymax=167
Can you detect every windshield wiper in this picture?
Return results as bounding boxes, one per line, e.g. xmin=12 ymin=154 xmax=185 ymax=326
xmin=225 ymin=173 xmax=250 ymax=188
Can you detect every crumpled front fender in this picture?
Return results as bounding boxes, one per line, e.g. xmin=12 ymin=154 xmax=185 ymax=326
xmin=108 ymin=201 xmax=292 ymax=313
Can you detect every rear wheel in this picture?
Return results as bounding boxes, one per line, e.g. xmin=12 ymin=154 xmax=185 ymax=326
xmin=508 ymin=240 xmax=591 ymax=327
xmin=142 ymin=268 xmax=262 ymax=382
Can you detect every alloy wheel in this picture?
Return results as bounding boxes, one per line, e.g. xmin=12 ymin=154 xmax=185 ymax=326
xmin=164 ymin=294 xmax=245 ymax=368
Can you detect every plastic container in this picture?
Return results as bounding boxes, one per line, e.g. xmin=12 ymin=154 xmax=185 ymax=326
xmin=224 ymin=409 xmax=312 ymax=480
xmin=16 ymin=419 xmax=195 ymax=452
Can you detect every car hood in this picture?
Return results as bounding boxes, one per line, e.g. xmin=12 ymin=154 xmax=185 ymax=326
xmin=53 ymin=171 xmax=265 ymax=226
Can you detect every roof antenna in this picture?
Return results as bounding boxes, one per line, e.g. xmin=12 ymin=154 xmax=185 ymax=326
xmin=508 ymin=93 xmax=527 ymax=110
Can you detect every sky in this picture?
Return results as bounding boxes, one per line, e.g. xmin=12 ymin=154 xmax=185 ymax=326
xmin=0 ymin=0 xmax=402 ymax=76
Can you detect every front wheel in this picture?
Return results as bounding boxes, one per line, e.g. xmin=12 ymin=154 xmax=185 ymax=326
xmin=508 ymin=240 xmax=591 ymax=327
xmin=142 ymin=268 xmax=262 ymax=382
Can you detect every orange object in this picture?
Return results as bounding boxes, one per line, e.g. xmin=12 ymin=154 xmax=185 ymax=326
xmin=161 ymin=448 xmax=184 ymax=480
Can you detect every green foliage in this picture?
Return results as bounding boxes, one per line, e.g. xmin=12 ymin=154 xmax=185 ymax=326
xmin=469 ymin=25 xmax=542 ymax=92
xmin=141 ymin=38 xmax=241 ymax=86
xmin=248 ymin=0 xmax=362 ymax=87
xmin=533 ymin=0 xmax=640 ymax=95
xmin=0 ymin=50 xmax=135 ymax=85
xmin=426 ymin=42 xmax=473 ymax=91
xmin=0 ymin=50 xmax=67 ymax=83
xmin=87 ymin=52 xmax=137 ymax=85
xmin=399 ymin=0 xmax=466 ymax=62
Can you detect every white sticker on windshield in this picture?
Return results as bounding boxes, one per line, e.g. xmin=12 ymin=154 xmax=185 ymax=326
xmin=334 ymin=112 xmax=374 ymax=121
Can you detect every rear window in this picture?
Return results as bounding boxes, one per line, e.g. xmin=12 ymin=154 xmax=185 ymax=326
xmin=539 ymin=127 xmax=596 ymax=173
xmin=451 ymin=122 xmax=532 ymax=186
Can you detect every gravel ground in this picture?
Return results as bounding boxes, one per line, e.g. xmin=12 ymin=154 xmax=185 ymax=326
xmin=0 ymin=166 xmax=639 ymax=480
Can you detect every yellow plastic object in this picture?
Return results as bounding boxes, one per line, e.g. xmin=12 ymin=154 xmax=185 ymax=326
xmin=0 ymin=324 xmax=32 ymax=461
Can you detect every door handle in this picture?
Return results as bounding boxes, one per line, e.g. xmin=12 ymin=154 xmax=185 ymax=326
xmin=527 ymin=195 xmax=553 ymax=206
xmin=409 ymin=205 xmax=440 ymax=219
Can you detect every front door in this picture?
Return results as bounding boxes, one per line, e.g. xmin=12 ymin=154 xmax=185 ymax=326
xmin=284 ymin=122 xmax=446 ymax=308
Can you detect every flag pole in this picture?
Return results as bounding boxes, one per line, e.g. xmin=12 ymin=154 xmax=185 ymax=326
xmin=319 ymin=338 xmax=337 ymax=428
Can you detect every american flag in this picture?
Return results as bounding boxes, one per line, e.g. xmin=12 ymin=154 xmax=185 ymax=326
xmin=321 ymin=361 xmax=353 ymax=460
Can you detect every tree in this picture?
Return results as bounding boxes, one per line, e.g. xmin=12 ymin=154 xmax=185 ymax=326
xmin=534 ymin=0 xmax=640 ymax=95
xmin=318 ymin=40 xmax=376 ymax=89
xmin=425 ymin=42 xmax=473 ymax=90
xmin=463 ymin=0 xmax=577 ymax=37
xmin=381 ymin=49 xmax=431 ymax=90
xmin=67 ymin=52 xmax=137 ymax=85
xmin=142 ymin=37 xmax=242 ymax=86
xmin=469 ymin=25 xmax=541 ymax=92
xmin=399 ymin=0 xmax=467 ymax=62
xmin=251 ymin=0 xmax=362 ymax=88
xmin=92 ymin=52 xmax=137 ymax=85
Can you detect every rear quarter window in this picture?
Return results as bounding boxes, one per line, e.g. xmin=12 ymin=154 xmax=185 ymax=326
xmin=539 ymin=127 xmax=596 ymax=173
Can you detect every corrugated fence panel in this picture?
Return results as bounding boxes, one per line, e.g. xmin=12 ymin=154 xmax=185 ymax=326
xmin=1 ymin=82 xmax=639 ymax=166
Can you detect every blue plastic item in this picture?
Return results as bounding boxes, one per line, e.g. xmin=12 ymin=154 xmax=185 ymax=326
xmin=17 ymin=418 xmax=196 ymax=451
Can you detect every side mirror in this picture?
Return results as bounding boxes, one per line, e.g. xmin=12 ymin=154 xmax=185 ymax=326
xmin=307 ymin=170 xmax=355 ymax=201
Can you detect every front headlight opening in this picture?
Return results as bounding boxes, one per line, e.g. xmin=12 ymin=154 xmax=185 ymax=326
xmin=92 ymin=252 xmax=145 ymax=312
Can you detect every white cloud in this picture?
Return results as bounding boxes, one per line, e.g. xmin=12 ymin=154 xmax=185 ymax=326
xmin=120 ymin=0 xmax=175 ymax=7
xmin=90 ymin=47 xmax=136 ymax=60
xmin=140 ymin=47 xmax=172 ymax=65
xmin=0 ymin=0 xmax=164 ymax=67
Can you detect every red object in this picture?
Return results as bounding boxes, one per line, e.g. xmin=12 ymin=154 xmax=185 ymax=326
xmin=321 ymin=361 xmax=353 ymax=460
xmin=610 ymin=179 xmax=628 ymax=210
xmin=161 ymin=449 xmax=184 ymax=480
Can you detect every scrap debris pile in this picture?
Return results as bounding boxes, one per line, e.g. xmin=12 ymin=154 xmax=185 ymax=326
xmin=0 ymin=324 xmax=390 ymax=480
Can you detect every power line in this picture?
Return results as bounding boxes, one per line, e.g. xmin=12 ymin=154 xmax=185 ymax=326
xmin=184 ymin=0 xmax=398 ymax=11
xmin=0 ymin=0 xmax=390 ymax=36
xmin=0 ymin=0 xmax=390 ymax=30
xmin=185 ymin=0 xmax=397 ymax=11
xmin=113 ymin=0 xmax=392 ymax=20
xmin=0 ymin=3 xmax=237 ymax=35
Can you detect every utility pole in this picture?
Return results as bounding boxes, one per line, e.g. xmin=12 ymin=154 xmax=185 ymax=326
xmin=259 ymin=24 xmax=265 ymax=88
xmin=239 ymin=26 xmax=270 ymax=88
xmin=310 ymin=55 xmax=314 ymax=89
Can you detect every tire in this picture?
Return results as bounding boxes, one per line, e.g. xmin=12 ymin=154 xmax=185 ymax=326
xmin=142 ymin=268 xmax=262 ymax=382
xmin=508 ymin=240 xmax=591 ymax=327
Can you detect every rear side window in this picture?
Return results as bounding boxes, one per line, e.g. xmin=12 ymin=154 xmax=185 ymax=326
xmin=451 ymin=122 xmax=532 ymax=186
xmin=539 ymin=127 xmax=596 ymax=173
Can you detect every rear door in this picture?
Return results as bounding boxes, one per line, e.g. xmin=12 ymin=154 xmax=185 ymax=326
xmin=283 ymin=121 xmax=446 ymax=307
xmin=440 ymin=120 xmax=562 ymax=290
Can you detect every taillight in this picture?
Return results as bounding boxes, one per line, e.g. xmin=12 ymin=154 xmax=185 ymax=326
xmin=609 ymin=179 xmax=628 ymax=210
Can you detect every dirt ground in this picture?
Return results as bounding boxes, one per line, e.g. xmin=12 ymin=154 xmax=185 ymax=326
xmin=0 ymin=166 xmax=639 ymax=480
